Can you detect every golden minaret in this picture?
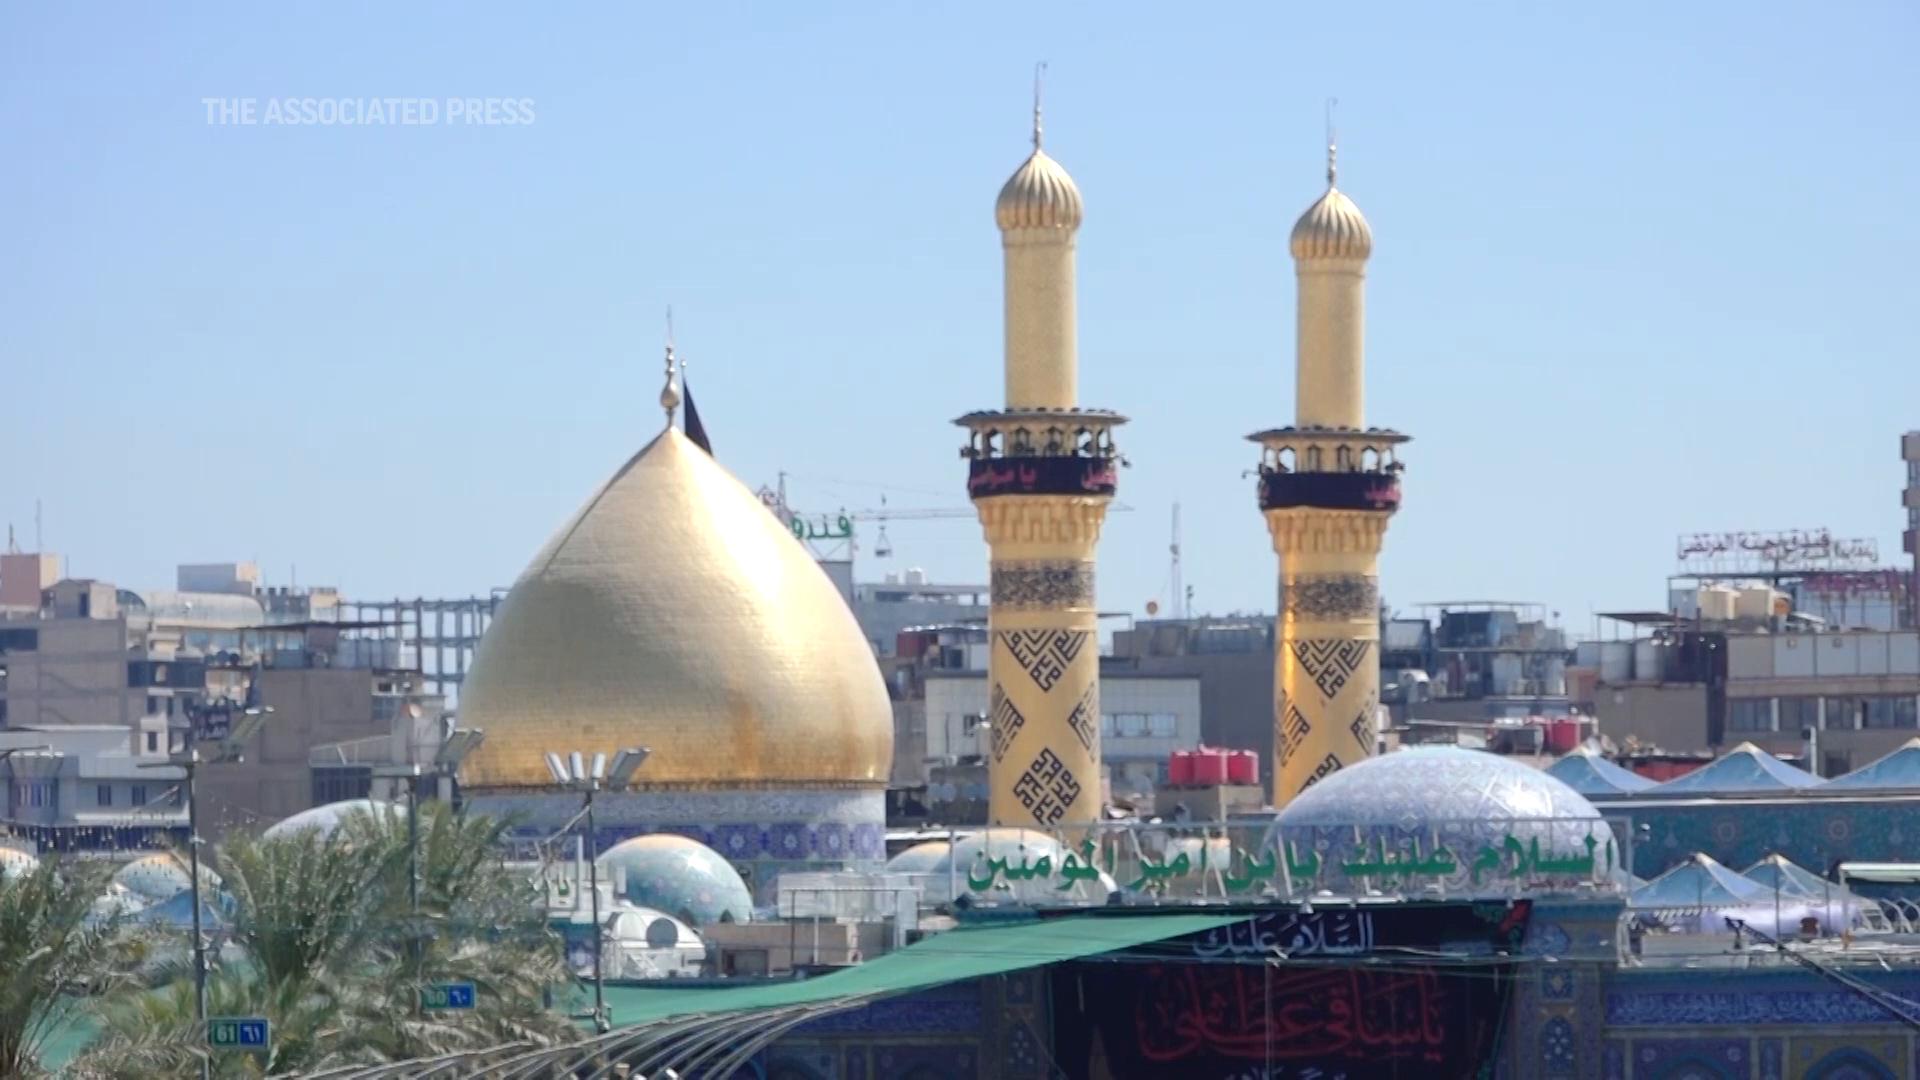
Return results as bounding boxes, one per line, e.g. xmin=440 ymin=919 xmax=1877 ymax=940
xmin=1251 ymin=138 xmax=1408 ymax=805
xmin=958 ymin=74 xmax=1124 ymax=830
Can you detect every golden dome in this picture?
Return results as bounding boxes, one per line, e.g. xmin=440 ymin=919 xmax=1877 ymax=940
xmin=1290 ymin=185 xmax=1372 ymax=261
xmin=458 ymin=428 xmax=893 ymax=789
xmin=995 ymin=149 xmax=1083 ymax=232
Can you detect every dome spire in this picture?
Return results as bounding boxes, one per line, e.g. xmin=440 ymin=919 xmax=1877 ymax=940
xmin=1325 ymin=96 xmax=1339 ymax=187
xmin=659 ymin=306 xmax=682 ymax=428
xmin=1032 ymin=61 xmax=1046 ymax=150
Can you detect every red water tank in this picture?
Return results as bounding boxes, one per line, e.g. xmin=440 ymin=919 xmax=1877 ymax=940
xmin=1190 ymin=747 xmax=1229 ymax=786
xmin=1226 ymin=750 xmax=1259 ymax=786
xmin=1167 ymin=751 xmax=1195 ymax=786
xmin=1545 ymin=718 xmax=1580 ymax=754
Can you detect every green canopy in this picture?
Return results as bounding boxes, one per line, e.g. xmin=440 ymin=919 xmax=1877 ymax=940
xmin=602 ymin=911 xmax=1239 ymax=1028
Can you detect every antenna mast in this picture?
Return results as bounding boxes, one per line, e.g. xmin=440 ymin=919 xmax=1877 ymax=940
xmin=1170 ymin=503 xmax=1183 ymax=620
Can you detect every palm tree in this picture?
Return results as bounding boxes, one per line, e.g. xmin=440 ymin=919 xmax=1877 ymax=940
xmin=0 ymin=855 xmax=136 ymax=1077
xmin=73 ymin=803 xmax=574 ymax=1076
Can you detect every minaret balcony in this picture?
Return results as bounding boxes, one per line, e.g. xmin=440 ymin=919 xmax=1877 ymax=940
xmin=1248 ymin=425 xmax=1408 ymax=513
xmin=955 ymin=407 xmax=1126 ymax=499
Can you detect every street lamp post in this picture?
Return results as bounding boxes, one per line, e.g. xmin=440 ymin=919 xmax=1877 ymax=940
xmin=544 ymin=747 xmax=649 ymax=1035
xmin=372 ymin=727 xmax=485 ymax=1006
xmin=141 ymin=705 xmax=272 ymax=1080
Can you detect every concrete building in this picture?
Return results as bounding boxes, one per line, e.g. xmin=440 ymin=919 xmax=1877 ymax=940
xmin=0 ymin=554 xmax=447 ymax=839
xmin=0 ymin=721 xmax=186 ymax=852
xmin=1109 ymin=617 xmax=1274 ymax=787
xmin=0 ymin=571 xmax=258 ymax=731
xmin=921 ymin=670 xmax=1201 ymax=805
xmin=1906 ymin=430 xmax=1920 ymax=628
xmin=1592 ymin=618 xmax=1920 ymax=776
xmin=851 ymin=570 xmax=987 ymax=658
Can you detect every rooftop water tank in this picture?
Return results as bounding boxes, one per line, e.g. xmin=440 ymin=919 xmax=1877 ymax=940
xmin=1699 ymin=585 xmax=1738 ymax=622
xmin=1633 ymin=639 xmax=1667 ymax=682
xmin=1736 ymin=586 xmax=1779 ymax=621
xmin=1598 ymin=642 xmax=1633 ymax=684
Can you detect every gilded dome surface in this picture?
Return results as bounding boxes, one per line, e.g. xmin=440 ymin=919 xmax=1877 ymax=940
xmin=1289 ymin=186 xmax=1372 ymax=261
xmin=458 ymin=428 xmax=893 ymax=789
xmin=995 ymin=149 xmax=1083 ymax=231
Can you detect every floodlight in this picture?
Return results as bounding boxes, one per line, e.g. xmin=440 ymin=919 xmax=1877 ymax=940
xmin=569 ymin=751 xmax=586 ymax=786
xmin=589 ymin=751 xmax=608 ymax=782
xmin=436 ymin=728 xmax=485 ymax=771
xmin=545 ymin=752 xmax=571 ymax=785
xmin=221 ymin=704 xmax=275 ymax=762
xmin=608 ymin=747 xmax=652 ymax=788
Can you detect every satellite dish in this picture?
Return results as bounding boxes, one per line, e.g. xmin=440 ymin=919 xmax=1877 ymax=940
xmin=644 ymin=917 xmax=680 ymax=949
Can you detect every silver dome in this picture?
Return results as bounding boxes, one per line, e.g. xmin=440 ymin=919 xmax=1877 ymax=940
xmin=1275 ymin=747 xmax=1617 ymax=898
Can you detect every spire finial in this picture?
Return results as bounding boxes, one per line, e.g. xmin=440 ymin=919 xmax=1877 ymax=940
xmin=1032 ymin=61 xmax=1047 ymax=150
xmin=659 ymin=305 xmax=682 ymax=427
xmin=1325 ymin=97 xmax=1338 ymax=187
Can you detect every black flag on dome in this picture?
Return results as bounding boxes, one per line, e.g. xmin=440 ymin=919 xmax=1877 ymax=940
xmin=683 ymin=379 xmax=713 ymax=457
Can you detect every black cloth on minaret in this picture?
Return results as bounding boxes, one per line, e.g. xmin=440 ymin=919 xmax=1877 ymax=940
xmin=683 ymin=380 xmax=713 ymax=456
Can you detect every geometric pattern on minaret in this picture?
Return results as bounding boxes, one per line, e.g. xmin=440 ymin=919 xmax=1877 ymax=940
xmin=1250 ymin=140 xmax=1408 ymax=806
xmin=959 ymin=89 xmax=1124 ymax=829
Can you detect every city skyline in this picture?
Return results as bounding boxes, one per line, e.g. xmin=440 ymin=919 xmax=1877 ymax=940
xmin=4 ymin=1 xmax=1916 ymax=631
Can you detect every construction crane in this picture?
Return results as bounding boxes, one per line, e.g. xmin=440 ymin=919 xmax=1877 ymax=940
xmin=758 ymin=481 xmax=1128 ymax=561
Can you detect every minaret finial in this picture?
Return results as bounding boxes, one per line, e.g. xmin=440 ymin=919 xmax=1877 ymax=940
xmin=1032 ymin=61 xmax=1047 ymax=150
xmin=1325 ymin=97 xmax=1338 ymax=187
xmin=659 ymin=305 xmax=682 ymax=427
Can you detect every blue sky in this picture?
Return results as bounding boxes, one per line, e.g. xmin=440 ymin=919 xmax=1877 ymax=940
xmin=2 ymin=2 xmax=1915 ymax=636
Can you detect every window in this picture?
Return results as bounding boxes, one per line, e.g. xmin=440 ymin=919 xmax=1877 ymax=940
xmin=131 ymin=784 xmax=146 ymax=808
xmin=1147 ymin=713 xmax=1178 ymax=737
xmin=147 ymin=695 xmax=164 ymax=716
xmin=1863 ymin=697 xmax=1920 ymax=730
xmin=145 ymin=731 xmax=159 ymax=753
xmin=1728 ymin=699 xmax=1772 ymax=733
xmin=28 ymin=783 xmax=44 ymax=808
xmin=97 ymin=784 xmax=112 ymax=807
xmin=1113 ymin=713 xmax=1147 ymax=737
xmin=1825 ymin=698 xmax=1864 ymax=731
xmin=1780 ymin=698 xmax=1820 ymax=734
xmin=1099 ymin=714 xmax=1117 ymax=736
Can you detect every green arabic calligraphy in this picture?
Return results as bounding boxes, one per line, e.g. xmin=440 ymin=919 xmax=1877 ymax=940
xmin=961 ymin=831 xmax=1617 ymax=895
xmin=790 ymin=514 xmax=853 ymax=541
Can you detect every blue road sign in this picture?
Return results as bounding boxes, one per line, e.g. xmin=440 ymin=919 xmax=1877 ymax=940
xmin=422 ymin=981 xmax=477 ymax=1010
xmin=208 ymin=1017 xmax=270 ymax=1049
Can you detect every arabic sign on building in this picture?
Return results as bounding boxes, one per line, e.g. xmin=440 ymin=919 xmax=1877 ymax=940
xmin=958 ymin=820 xmax=1621 ymax=902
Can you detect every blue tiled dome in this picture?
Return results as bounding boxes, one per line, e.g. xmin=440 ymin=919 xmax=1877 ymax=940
xmin=598 ymin=834 xmax=752 ymax=926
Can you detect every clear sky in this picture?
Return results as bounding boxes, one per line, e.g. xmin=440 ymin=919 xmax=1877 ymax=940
xmin=3 ymin=2 xmax=1915 ymax=637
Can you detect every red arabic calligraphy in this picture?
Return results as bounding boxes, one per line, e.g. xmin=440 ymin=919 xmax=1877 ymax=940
xmin=1135 ymin=966 xmax=1448 ymax=1064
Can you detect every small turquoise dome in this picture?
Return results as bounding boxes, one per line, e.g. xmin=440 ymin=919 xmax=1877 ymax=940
xmin=113 ymin=852 xmax=219 ymax=902
xmin=598 ymin=834 xmax=752 ymax=926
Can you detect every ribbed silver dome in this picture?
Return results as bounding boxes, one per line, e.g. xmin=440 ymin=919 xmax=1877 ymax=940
xmin=995 ymin=149 xmax=1083 ymax=231
xmin=1289 ymin=186 xmax=1372 ymax=261
xmin=1281 ymin=747 xmax=1603 ymax=830
xmin=1276 ymin=747 xmax=1615 ymax=898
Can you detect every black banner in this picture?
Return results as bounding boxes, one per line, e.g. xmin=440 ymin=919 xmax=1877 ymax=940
xmin=1259 ymin=472 xmax=1401 ymax=513
xmin=969 ymin=456 xmax=1118 ymax=498
xmin=1048 ymin=902 xmax=1529 ymax=1080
